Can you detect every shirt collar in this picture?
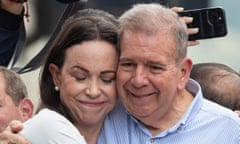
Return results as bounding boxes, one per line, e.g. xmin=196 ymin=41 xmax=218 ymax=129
xmin=128 ymin=79 xmax=204 ymax=137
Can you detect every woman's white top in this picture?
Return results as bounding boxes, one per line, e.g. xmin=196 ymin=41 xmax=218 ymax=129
xmin=20 ymin=108 xmax=87 ymax=144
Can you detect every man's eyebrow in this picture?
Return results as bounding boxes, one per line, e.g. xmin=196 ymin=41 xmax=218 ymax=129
xmin=147 ymin=60 xmax=166 ymax=66
xmin=119 ymin=57 xmax=132 ymax=61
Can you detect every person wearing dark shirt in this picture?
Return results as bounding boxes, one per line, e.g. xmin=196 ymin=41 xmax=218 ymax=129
xmin=0 ymin=0 xmax=25 ymax=66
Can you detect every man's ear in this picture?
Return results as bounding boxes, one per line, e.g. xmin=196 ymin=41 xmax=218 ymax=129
xmin=177 ymin=58 xmax=192 ymax=90
xmin=19 ymin=98 xmax=34 ymax=121
xmin=48 ymin=63 xmax=61 ymax=88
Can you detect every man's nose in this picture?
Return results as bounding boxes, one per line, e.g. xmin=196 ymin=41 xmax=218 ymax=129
xmin=130 ymin=66 xmax=149 ymax=88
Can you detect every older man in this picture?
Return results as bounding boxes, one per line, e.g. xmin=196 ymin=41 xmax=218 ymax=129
xmin=99 ymin=3 xmax=240 ymax=144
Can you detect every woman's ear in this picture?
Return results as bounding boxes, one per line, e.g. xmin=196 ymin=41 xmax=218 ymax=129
xmin=48 ymin=64 xmax=61 ymax=87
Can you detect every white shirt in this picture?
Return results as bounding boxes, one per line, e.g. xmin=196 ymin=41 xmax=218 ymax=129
xmin=20 ymin=108 xmax=87 ymax=144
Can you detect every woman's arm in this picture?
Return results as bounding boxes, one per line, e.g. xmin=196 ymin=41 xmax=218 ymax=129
xmin=0 ymin=120 xmax=30 ymax=144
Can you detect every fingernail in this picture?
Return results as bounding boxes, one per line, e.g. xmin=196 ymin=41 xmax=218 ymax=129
xmin=186 ymin=17 xmax=194 ymax=22
xmin=177 ymin=7 xmax=184 ymax=12
xmin=192 ymin=28 xmax=199 ymax=33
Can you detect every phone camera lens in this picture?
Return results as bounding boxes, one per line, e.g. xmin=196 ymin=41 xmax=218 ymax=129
xmin=209 ymin=9 xmax=223 ymax=23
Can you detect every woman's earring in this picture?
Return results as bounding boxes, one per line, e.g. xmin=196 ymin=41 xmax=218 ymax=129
xmin=54 ymin=86 xmax=59 ymax=91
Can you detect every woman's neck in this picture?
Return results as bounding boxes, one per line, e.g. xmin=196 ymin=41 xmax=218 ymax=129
xmin=76 ymin=122 xmax=103 ymax=144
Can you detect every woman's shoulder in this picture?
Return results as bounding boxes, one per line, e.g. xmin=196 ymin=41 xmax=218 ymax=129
xmin=20 ymin=108 xmax=87 ymax=144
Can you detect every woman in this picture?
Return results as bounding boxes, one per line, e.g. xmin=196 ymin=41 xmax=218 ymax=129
xmin=1 ymin=8 xmax=119 ymax=144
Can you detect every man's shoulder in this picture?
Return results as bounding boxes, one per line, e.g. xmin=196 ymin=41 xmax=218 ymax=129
xmin=200 ymin=99 xmax=240 ymax=125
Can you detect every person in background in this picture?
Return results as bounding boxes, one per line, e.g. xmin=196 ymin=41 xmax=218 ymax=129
xmin=190 ymin=62 xmax=240 ymax=111
xmin=0 ymin=0 xmax=26 ymax=66
xmin=0 ymin=66 xmax=33 ymax=132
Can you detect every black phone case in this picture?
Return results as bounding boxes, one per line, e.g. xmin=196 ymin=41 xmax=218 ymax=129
xmin=179 ymin=7 xmax=228 ymax=40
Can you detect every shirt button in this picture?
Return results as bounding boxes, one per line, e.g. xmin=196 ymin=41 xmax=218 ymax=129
xmin=150 ymin=138 xmax=154 ymax=143
xmin=177 ymin=126 xmax=182 ymax=131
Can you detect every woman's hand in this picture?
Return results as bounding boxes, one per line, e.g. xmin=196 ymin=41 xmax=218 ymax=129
xmin=234 ymin=110 xmax=240 ymax=117
xmin=171 ymin=7 xmax=200 ymax=47
xmin=0 ymin=120 xmax=30 ymax=144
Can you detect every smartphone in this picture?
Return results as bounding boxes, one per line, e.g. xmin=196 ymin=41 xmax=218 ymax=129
xmin=179 ymin=7 xmax=227 ymax=40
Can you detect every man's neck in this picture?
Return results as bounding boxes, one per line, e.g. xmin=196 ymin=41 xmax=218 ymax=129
xmin=140 ymin=89 xmax=194 ymax=136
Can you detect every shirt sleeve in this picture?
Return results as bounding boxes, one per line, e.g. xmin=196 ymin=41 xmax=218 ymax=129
xmin=19 ymin=109 xmax=87 ymax=144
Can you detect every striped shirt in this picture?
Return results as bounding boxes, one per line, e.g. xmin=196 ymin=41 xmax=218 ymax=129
xmin=98 ymin=79 xmax=240 ymax=144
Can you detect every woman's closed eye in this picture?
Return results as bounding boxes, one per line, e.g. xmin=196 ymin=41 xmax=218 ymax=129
xmin=102 ymin=77 xmax=116 ymax=84
xmin=75 ymin=75 xmax=87 ymax=81
xmin=101 ymin=73 xmax=116 ymax=84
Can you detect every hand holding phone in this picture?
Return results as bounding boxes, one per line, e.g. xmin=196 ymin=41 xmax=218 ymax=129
xmin=179 ymin=7 xmax=228 ymax=40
